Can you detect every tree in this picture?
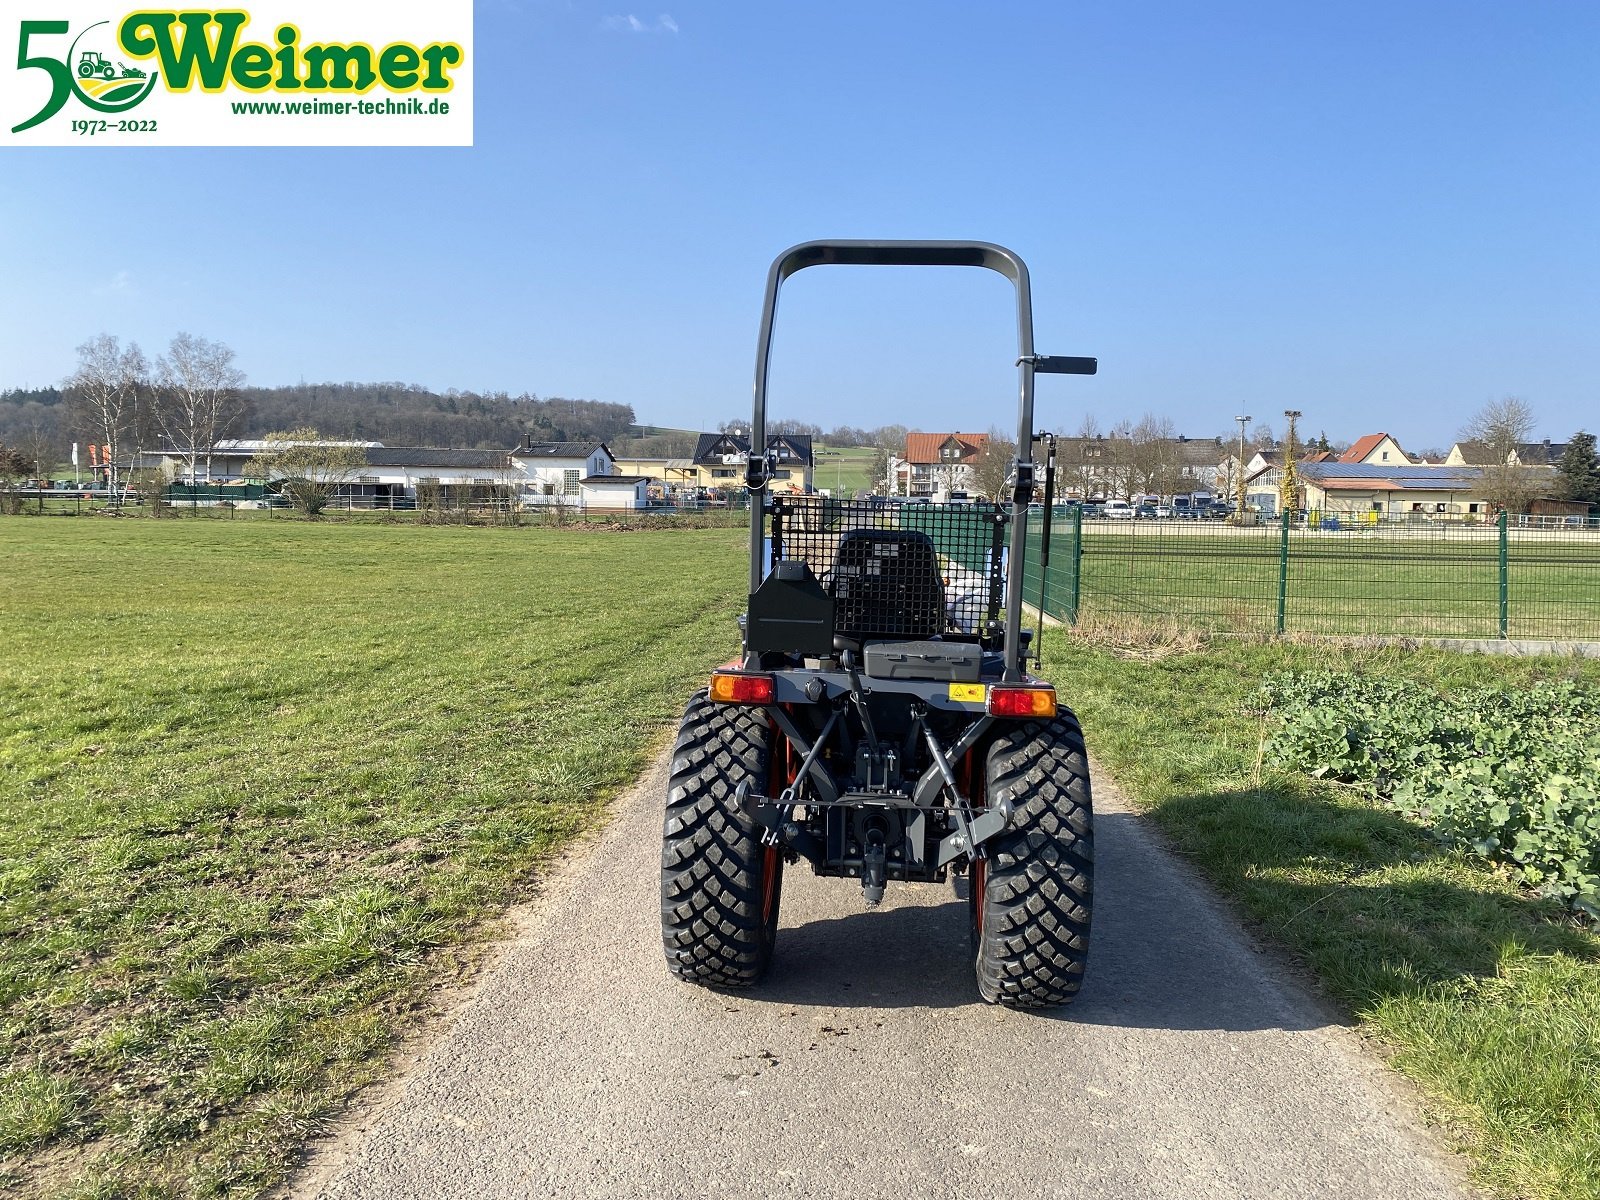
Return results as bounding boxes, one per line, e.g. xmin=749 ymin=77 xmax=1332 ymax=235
xmin=869 ymin=446 xmax=890 ymax=492
xmin=968 ymin=435 xmax=1016 ymax=501
xmin=1463 ymin=396 xmax=1542 ymax=513
xmin=1557 ymin=431 xmax=1600 ymax=506
xmin=1464 ymin=396 xmax=1536 ymax=462
xmin=153 ymin=332 xmax=247 ymax=483
xmin=245 ymin=429 xmax=368 ymax=516
xmin=0 ymin=441 xmax=31 ymax=514
xmin=1124 ymin=414 xmax=1182 ymax=499
xmin=63 ymin=334 xmax=147 ymax=493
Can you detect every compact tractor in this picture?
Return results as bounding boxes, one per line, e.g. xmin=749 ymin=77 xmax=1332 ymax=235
xmin=660 ymin=242 xmax=1098 ymax=1008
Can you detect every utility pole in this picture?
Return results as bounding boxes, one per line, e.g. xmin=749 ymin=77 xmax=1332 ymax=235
xmin=1234 ymin=414 xmax=1252 ymax=518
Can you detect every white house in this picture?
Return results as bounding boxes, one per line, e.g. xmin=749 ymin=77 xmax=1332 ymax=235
xmin=509 ymin=440 xmax=617 ymax=503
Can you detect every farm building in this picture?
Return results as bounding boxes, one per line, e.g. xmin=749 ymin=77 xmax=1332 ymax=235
xmin=1250 ymin=462 xmax=1500 ymax=518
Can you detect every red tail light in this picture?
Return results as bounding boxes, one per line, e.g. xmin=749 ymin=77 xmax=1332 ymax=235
xmin=987 ymin=685 xmax=1057 ymax=718
xmin=709 ymin=671 xmax=775 ymax=705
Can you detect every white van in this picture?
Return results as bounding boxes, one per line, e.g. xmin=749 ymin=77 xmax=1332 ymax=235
xmin=1103 ymin=499 xmax=1134 ymax=520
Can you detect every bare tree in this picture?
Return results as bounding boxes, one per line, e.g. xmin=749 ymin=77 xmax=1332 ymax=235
xmin=1464 ymin=397 xmax=1542 ymax=513
xmin=64 ymin=334 xmax=147 ymax=492
xmin=245 ymin=429 xmax=367 ymax=516
xmin=1125 ymin=414 xmax=1182 ymax=499
xmin=968 ymin=434 xmax=1016 ymax=501
xmin=869 ymin=446 xmax=890 ymax=492
xmin=153 ymin=333 xmax=247 ymax=483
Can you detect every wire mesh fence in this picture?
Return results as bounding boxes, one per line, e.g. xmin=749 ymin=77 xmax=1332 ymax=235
xmin=771 ymin=497 xmax=1008 ymax=637
xmin=1024 ymin=510 xmax=1600 ymax=642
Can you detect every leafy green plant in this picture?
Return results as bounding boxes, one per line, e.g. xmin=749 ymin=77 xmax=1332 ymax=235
xmin=1257 ymin=672 xmax=1600 ymax=916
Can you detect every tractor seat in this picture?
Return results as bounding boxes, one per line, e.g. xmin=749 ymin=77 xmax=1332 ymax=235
xmin=826 ymin=529 xmax=946 ymax=641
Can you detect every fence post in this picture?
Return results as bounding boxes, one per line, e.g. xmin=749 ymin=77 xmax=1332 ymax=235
xmin=1276 ymin=510 xmax=1290 ymax=635
xmin=1068 ymin=504 xmax=1083 ymax=625
xmin=1498 ymin=509 xmax=1509 ymax=639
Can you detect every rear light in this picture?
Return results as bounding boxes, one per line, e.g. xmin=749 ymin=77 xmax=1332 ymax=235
xmin=987 ymin=685 xmax=1057 ymax=718
xmin=709 ymin=671 xmax=775 ymax=705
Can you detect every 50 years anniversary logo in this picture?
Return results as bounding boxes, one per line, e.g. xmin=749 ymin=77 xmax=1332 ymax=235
xmin=2 ymin=3 xmax=472 ymax=146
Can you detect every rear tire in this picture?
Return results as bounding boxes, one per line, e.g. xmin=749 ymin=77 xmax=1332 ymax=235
xmin=975 ymin=712 xmax=1094 ymax=1007
xmin=660 ymin=692 xmax=783 ymax=987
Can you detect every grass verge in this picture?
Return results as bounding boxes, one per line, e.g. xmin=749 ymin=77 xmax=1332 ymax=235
xmin=1040 ymin=631 xmax=1600 ymax=1200
xmin=0 ymin=518 xmax=746 ymax=1197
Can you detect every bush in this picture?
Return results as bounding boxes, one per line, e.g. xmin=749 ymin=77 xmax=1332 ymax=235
xmin=1257 ymin=671 xmax=1600 ymax=916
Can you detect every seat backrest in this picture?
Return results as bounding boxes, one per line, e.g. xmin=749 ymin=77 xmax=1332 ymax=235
xmin=827 ymin=529 xmax=945 ymax=640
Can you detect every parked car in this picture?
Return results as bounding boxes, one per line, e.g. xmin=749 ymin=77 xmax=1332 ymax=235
xmin=1103 ymin=499 xmax=1134 ymax=520
xmin=1153 ymin=504 xmax=1172 ymax=519
xmin=1203 ymin=502 xmax=1232 ymax=520
xmin=1133 ymin=504 xmax=1157 ymax=520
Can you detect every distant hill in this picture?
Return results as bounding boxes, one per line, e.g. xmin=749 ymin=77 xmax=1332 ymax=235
xmin=0 ymin=382 xmax=635 ymax=456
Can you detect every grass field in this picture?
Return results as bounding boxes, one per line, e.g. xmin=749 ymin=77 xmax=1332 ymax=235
xmin=1025 ymin=520 xmax=1600 ymax=641
xmin=1041 ymin=634 xmax=1600 ymax=1200
xmin=0 ymin=518 xmax=746 ymax=1197
xmin=4 ymin=515 xmax=1597 ymax=1198
xmin=811 ymin=444 xmax=882 ymax=497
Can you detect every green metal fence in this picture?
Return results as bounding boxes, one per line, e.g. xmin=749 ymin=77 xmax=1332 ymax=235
xmin=1024 ymin=510 xmax=1600 ymax=642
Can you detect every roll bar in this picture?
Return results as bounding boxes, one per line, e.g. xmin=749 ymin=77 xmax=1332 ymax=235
xmin=745 ymin=240 xmax=1095 ymax=677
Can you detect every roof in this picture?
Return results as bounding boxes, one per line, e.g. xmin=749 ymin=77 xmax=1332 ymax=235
xmin=1339 ymin=433 xmax=1400 ymax=463
xmin=1299 ymin=462 xmax=1486 ymax=491
xmin=362 ymin=447 xmax=510 ymax=469
xmin=581 ymin=474 xmax=650 ymax=485
xmin=514 ymin=441 xmax=610 ymax=459
xmin=692 ymin=432 xmax=813 ymax=465
xmin=1452 ymin=439 xmax=1569 ymax=466
xmin=904 ymin=432 xmax=988 ymax=465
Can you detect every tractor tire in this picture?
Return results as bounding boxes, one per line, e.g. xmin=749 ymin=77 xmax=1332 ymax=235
xmin=101 ymin=65 xmax=115 ymax=80
xmin=660 ymin=691 xmax=783 ymax=987
xmin=78 ymin=62 xmax=94 ymax=78
xmin=973 ymin=712 xmax=1094 ymax=1008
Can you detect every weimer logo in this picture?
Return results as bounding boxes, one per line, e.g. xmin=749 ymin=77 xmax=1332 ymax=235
xmin=3 ymin=4 xmax=474 ymax=147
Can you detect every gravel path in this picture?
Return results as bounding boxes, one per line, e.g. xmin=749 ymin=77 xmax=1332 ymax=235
xmin=292 ymin=751 xmax=1475 ymax=1200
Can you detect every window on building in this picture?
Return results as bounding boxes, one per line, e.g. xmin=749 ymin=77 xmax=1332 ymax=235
xmin=1468 ymin=503 xmax=1481 ymax=514
xmin=713 ymin=468 xmax=736 ymax=479
xmin=1382 ymin=451 xmax=1390 ymax=461
xmin=1411 ymin=502 xmax=1423 ymax=512
xmin=563 ymin=469 xmax=580 ymax=495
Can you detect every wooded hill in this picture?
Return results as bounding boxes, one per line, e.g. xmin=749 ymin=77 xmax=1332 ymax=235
xmin=0 ymin=382 xmax=635 ymax=458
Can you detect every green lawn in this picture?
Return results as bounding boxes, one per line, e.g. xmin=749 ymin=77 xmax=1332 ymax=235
xmin=0 ymin=518 xmax=746 ymax=1198
xmin=1024 ymin=521 xmax=1600 ymax=641
xmin=1041 ymin=635 xmax=1600 ymax=1200
xmin=812 ymin=444 xmax=882 ymax=497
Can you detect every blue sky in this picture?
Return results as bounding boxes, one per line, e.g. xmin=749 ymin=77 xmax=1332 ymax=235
xmin=2 ymin=0 xmax=1596 ymax=450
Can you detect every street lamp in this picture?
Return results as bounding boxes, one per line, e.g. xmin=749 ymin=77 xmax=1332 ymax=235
xmin=1234 ymin=414 xmax=1251 ymax=516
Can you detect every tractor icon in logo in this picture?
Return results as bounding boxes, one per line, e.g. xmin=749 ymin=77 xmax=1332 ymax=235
xmin=77 ymin=51 xmax=147 ymax=83
xmin=69 ymin=23 xmax=157 ymax=109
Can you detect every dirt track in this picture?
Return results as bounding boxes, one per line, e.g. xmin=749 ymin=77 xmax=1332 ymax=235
xmin=291 ymin=752 xmax=1475 ymax=1200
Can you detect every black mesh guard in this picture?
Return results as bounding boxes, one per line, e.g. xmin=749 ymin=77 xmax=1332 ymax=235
xmin=770 ymin=498 xmax=1008 ymax=639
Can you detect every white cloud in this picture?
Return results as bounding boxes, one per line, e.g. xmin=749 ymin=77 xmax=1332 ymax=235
xmin=603 ymin=13 xmax=678 ymax=33
xmin=92 ymin=270 xmax=134 ymax=297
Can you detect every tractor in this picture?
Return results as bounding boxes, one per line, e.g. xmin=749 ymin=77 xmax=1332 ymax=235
xmin=660 ymin=241 xmax=1098 ymax=1008
xmin=78 ymin=51 xmax=117 ymax=80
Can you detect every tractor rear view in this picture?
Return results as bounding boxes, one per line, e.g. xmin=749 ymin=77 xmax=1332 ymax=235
xmin=660 ymin=242 xmax=1097 ymax=1008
